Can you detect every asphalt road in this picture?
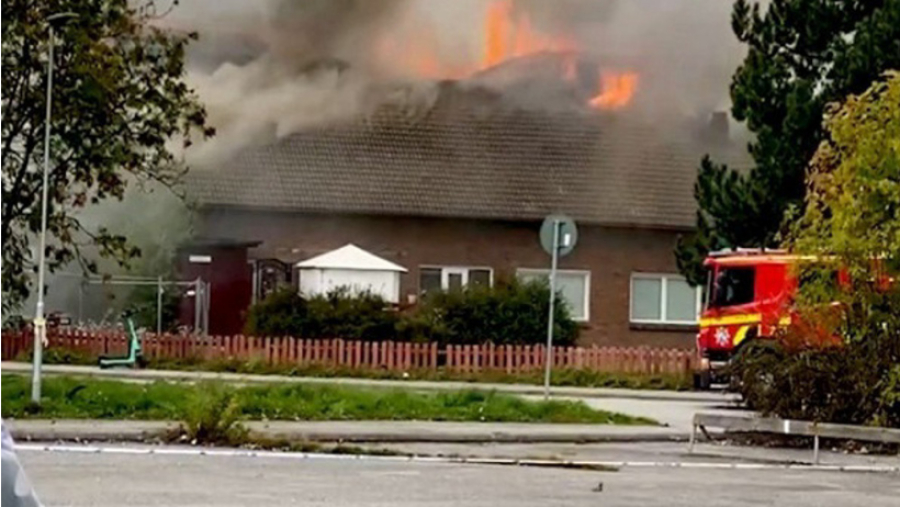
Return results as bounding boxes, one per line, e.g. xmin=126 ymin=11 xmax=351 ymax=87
xmin=19 ymin=447 xmax=900 ymax=507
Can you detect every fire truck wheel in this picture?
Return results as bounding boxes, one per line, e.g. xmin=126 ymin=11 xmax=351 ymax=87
xmin=693 ymin=371 xmax=712 ymax=390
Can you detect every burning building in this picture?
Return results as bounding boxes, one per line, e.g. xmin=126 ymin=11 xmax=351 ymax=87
xmin=179 ymin=0 xmax=750 ymax=346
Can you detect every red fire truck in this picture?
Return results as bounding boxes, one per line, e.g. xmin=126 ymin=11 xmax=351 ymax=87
xmin=695 ymin=248 xmax=894 ymax=389
xmin=694 ymin=249 xmax=831 ymax=389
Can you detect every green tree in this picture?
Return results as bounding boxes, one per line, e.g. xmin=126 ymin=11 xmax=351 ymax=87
xmin=676 ymin=0 xmax=900 ymax=285
xmin=1 ymin=0 xmax=212 ymax=309
xmin=792 ymin=72 xmax=899 ymax=309
xmin=735 ymin=73 xmax=900 ymax=426
xmin=790 ymin=71 xmax=899 ymax=347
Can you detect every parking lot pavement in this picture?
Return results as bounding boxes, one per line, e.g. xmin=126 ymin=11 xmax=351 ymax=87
xmin=18 ymin=445 xmax=900 ymax=507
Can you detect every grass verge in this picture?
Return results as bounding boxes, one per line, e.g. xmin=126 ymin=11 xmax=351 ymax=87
xmin=1 ymin=374 xmax=657 ymax=426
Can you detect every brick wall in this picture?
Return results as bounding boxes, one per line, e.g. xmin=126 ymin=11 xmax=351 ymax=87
xmin=199 ymin=209 xmax=697 ymax=348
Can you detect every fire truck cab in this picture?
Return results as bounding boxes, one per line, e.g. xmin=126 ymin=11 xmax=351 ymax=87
xmin=694 ymin=249 xmax=801 ymax=389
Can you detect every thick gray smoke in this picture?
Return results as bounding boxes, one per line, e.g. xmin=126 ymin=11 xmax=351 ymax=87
xmin=169 ymin=0 xmax=413 ymax=165
xmin=168 ymin=0 xmax=747 ymax=167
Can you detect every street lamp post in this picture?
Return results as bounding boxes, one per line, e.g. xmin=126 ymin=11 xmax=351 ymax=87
xmin=31 ymin=12 xmax=77 ymax=404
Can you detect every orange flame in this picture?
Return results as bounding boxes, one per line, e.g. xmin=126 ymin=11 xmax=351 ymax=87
xmin=484 ymin=0 xmax=513 ymax=68
xmin=482 ymin=0 xmax=575 ymax=69
xmin=590 ymin=72 xmax=639 ymax=109
xmin=375 ymin=1 xmax=640 ymax=110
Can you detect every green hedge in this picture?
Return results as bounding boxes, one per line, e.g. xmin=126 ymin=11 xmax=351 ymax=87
xmin=244 ymin=288 xmax=398 ymax=341
xmin=410 ymin=279 xmax=579 ymax=346
xmin=244 ymin=280 xmax=579 ymax=346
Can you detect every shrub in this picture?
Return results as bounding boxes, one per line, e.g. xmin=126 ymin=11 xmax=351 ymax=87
xmin=412 ymin=278 xmax=579 ymax=346
xmin=732 ymin=301 xmax=900 ymax=427
xmin=244 ymin=288 xmax=309 ymax=336
xmin=303 ymin=288 xmax=399 ymax=341
xmin=244 ymin=287 xmax=398 ymax=341
xmin=181 ymin=382 xmax=248 ymax=445
xmin=244 ymin=280 xmax=579 ymax=347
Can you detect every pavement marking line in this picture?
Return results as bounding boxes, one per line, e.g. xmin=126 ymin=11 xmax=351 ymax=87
xmin=15 ymin=444 xmax=900 ymax=474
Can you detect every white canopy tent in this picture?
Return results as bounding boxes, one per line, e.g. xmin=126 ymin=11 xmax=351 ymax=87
xmin=296 ymin=244 xmax=408 ymax=303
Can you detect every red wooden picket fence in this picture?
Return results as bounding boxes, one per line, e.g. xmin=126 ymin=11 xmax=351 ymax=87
xmin=1 ymin=330 xmax=698 ymax=376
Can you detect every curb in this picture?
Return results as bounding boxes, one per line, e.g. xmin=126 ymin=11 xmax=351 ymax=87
xmin=250 ymin=429 xmax=693 ymax=444
xmin=8 ymin=422 xmax=177 ymax=444
xmin=6 ymin=420 xmax=693 ymax=445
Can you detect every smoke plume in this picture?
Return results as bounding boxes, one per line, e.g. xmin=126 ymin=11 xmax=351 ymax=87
xmin=168 ymin=0 xmax=747 ymax=167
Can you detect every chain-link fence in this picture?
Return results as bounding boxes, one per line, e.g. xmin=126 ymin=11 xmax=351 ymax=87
xmin=49 ymin=273 xmax=210 ymax=335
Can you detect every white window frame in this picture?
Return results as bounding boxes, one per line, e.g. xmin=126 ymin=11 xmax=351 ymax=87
xmin=419 ymin=266 xmax=494 ymax=292
xmin=516 ymin=268 xmax=591 ymax=322
xmin=630 ymin=273 xmax=702 ymax=325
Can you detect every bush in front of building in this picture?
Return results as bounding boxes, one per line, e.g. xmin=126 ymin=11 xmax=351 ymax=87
xmin=732 ymin=301 xmax=900 ymax=428
xmin=243 ymin=279 xmax=580 ymax=346
xmin=243 ymin=288 xmax=309 ymax=337
xmin=407 ymin=278 xmax=580 ymax=346
xmin=303 ymin=287 xmax=400 ymax=341
xmin=243 ymin=287 xmax=399 ymax=341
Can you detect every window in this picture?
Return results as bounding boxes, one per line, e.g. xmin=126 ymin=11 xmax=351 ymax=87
xmin=709 ymin=267 xmax=756 ymax=309
xmin=632 ymin=278 xmax=662 ymax=321
xmin=468 ymin=269 xmax=492 ymax=287
xmin=517 ymin=269 xmax=590 ymax=322
xmin=419 ymin=266 xmax=493 ymax=295
xmin=420 ymin=268 xmax=443 ymax=295
xmin=631 ymin=273 xmax=702 ymax=325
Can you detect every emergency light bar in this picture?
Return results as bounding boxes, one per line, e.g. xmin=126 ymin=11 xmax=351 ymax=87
xmin=708 ymin=247 xmax=788 ymax=257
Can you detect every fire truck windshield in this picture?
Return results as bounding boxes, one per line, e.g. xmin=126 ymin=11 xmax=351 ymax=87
xmin=707 ymin=267 xmax=756 ymax=309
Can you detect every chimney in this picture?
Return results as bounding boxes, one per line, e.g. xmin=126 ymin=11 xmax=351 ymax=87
xmin=708 ymin=111 xmax=730 ymax=144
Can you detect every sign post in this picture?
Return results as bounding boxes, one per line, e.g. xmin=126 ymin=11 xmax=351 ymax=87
xmin=539 ymin=215 xmax=578 ymax=400
xmin=544 ymin=220 xmax=561 ymax=401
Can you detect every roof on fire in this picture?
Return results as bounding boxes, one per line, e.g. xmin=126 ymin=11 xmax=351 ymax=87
xmin=187 ymin=83 xmax=751 ymax=230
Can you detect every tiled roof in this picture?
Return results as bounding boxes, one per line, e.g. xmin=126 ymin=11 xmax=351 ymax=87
xmin=187 ymin=83 xmax=749 ymax=229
